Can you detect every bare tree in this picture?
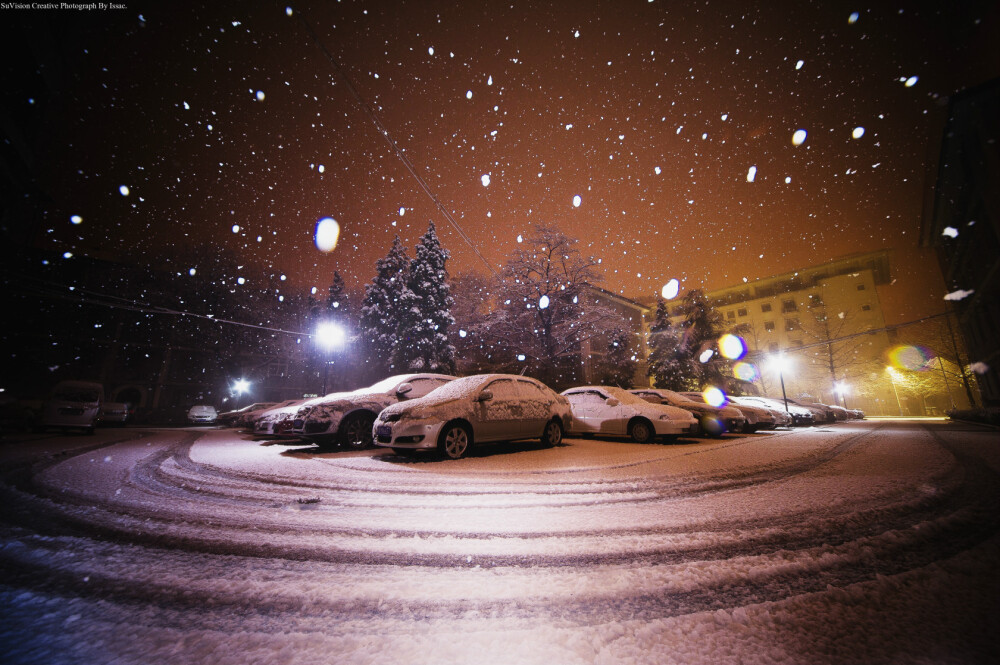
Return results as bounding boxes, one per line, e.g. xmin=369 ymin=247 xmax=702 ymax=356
xmin=475 ymin=224 xmax=619 ymax=390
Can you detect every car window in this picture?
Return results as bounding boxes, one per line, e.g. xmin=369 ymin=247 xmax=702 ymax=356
xmin=633 ymin=391 xmax=661 ymax=403
xmin=565 ymin=391 xmax=606 ymax=407
xmin=407 ymin=378 xmax=451 ymax=398
xmin=514 ymin=380 xmax=549 ymax=401
xmin=485 ymin=378 xmax=518 ymax=400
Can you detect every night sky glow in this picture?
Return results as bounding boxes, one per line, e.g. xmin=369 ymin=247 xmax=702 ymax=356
xmin=7 ymin=1 xmax=1000 ymax=323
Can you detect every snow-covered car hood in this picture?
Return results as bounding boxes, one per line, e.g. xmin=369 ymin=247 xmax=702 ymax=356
xmin=302 ymin=390 xmax=397 ymax=422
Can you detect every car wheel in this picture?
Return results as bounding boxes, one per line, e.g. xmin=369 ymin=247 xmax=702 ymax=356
xmin=628 ymin=418 xmax=654 ymax=444
xmin=540 ymin=419 xmax=563 ymax=447
xmin=340 ymin=413 xmax=375 ymax=449
xmin=438 ymin=422 xmax=471 ymax=459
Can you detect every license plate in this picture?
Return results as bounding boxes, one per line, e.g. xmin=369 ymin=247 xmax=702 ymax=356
xmin=376 ymin=425 xmax=392 ymax=438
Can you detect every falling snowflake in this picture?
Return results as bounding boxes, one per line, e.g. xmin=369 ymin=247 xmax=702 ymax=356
xmin=792 ymin=129 xmax=807 ymax=146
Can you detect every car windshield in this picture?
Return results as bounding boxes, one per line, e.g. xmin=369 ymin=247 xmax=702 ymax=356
xmin=587 ymin=386 xmax=646 ymax=406
xmin=53 ymin=388 xmax=100 ymax=402
xmin=363 ymin=375 xmax=419 ymax=394
xmin=419 ymin=375 xmax=489 ymax=401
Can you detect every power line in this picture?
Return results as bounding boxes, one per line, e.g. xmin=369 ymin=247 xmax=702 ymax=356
xmin=287 ymin=5 xmax=500 ymax=277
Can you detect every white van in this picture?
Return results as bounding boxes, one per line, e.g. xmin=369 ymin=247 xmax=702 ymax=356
xmin=42 ymin=381 xmax=104 ymax=434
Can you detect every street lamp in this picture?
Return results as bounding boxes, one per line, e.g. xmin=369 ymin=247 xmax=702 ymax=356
xmin=885 ymin=366 xmax=904 ymax=416
xmin=833 ymin=381 xmax=849 ymax=408
xmin=770 ymin=354 xmax=792 ymax=415
xmin=315 ymin=321 xmax=346 ymax=394
xmin=233 ymin=378 xmax=250 ymax=409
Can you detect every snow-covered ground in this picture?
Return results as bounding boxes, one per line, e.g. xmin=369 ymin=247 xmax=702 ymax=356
xmin=1 ymin=420 xmax=998 ymax=664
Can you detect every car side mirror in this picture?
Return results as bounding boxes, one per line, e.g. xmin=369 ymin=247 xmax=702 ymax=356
xmin=396 ymin=383 xmax=413 ymax=396
xmin=477 ymin=390 xmax=493 ymax=402
xmin=606 ymin=397 xmax=620 ymax=407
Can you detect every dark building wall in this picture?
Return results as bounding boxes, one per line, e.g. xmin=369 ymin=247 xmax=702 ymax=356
xmin=921 ymin=78 xmax=1000 ymax=406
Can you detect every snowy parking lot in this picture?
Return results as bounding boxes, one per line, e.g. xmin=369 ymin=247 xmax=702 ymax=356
xmin=1 ymin=419 xmax=998 ymax=664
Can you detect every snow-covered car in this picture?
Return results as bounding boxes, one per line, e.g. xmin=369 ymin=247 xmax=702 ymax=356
xmin=42 ymin=380 xmax=104 ymax=434
xmin=774 ymin=398 xmax=836 ymax=424
xmin=729 ymin=396 xmax=792 ymax=428
xmin=98 ymin=402 xmax=132 ymax=426
xmin=735 ymin=396 xmax=815 ymax=426
xmin=373 ymin=374 xmax=571 ymax=459
xmin=254 ymin=398 xmax=320 ymax=438
xmin=187 ymin=404 xmax=218 ymax=425
xmin=680 ymin=392 xmax=776 ymax=432
xmin=293 ymin=374 xmax=457 ymax=448
xmin=630 ymin=387 xmax=745 ymax=437
xmin=230 ymin=401 xmax=295 ymax=429
xmin=218 ymin=402 xmax=277 ymax=426
xmin=562 ymin=386 xmax=698 ymax=443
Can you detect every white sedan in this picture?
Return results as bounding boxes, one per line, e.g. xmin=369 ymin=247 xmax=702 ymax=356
xmin=561 ymin=386 xmax=698 ymax=443
xmin=373 ymin=374 xmax=571 ymax=459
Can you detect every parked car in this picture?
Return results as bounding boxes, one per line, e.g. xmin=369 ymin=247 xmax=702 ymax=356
xmin=42 ymin=380 xmax=104 ymax=434
xmin=563 ymin=386 xmax=698 ymax=443
xmin=253 ymin=398 xmax=319 ymax=438
xmin=218 ymin=402 xmax=277 ymax=426
xmin=728 ymin=396 xmax=792 ymax=428
xmin=98 ymin=402 xmax=132 ymax=426
xmin=732 ymin=395 xmax=814 ymax=427
xmin=373 ymin=374 xmax=571 ymax=459
xmin=630 ymin=387 xmax=746 ymax=437
xmin=231 ymin=401 xmax=294 ymax=429
xmin=774 ymin=397 xmax=836 ymax=424
xmin=187 ymin=404 xmax=219 ymax=425
xmin=293 ymin=374 xmax=458 ymax=448
xmin=680 ymin=392 xmax=776 ymax=432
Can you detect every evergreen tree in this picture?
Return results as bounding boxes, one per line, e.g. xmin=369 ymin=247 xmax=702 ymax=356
xmin=597 ymin=327 xmax=638 ymax=388
xmin=393 ymin=222 xmax=457 ymax=373
xmin=647 ymin=296 xmax=700 ymax=390
xmin=325 ymin=271 xmax=350 ymax=321
xmin=677 ymin=289 xmax=728 ymax=389
xmin=360 ymin=236 xmax=410 ymax=376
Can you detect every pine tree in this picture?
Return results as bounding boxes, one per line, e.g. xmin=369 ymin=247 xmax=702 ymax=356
xmin=325 ymin=271 xmax=350 ymax=321
xmin=393 ymin=222 xmax=457 ymax=373
xmin=360 ymin=236 xmax=410 ymax=376
xmin=597 ymin=327 xmax=638 ymax=388
xmin=647 ymin=296 xmax=700 ymax=390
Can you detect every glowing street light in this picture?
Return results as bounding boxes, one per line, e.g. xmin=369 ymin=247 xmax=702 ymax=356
xmin=885 ymin=366 xmax=904 ymax=416
xmin=770 ymin=354 xmax=792 ymax=414
xmin=833 ymin=381 xmax=849 ymax=408
xmin=233 ymin=378 xmax=250 ymax=409
xmin=315 ymin=321 xmax=347 ymax=394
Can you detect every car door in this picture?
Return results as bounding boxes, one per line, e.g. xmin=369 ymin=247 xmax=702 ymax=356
xmin=512 ymin=379 xmax=552 ymax=439
xmin=474 ymin=378 xmax=519 ymax=442
xmin=565 ymin=390 xmax=608 ymax=433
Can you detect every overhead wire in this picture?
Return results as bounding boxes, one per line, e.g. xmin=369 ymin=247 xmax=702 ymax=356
xmin=286 ymin=4 xmax=501 ymax=277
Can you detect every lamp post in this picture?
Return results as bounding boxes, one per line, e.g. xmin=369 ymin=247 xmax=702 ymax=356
xmin=771 ymin=354 xmax=792 ymax=415
xmin=833 ymin=381 xmax=849 ymax=409
xmin=885 ymin=367 xmax=903 ymax=416
xmin=315 ymin=321 xmax=346 ymax=395
xmin=233 ymin=378 xmax=250 ymax=409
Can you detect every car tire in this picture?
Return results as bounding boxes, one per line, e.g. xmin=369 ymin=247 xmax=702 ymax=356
xmin=340 ymin=412 xmax=375 ymax=449
xmin=540 ymin=419 xmax=563 ymax=447
xmin=628 ymin=418 xmax=654 ymax=444
xmin=438 ymin=422 xmax=471 ymax=460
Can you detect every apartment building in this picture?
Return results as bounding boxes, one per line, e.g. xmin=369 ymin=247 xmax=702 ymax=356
xmin=702 ymin=251 xmax=894 ymax=410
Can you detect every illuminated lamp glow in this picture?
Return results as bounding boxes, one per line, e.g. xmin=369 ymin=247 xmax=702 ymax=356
xmin=733 ymin=361 xmax=759 ymax=382
xmin=233 ymin=379 xmax=250 ymax=394
xmin=661 ymin=278 xmax=680 ymax=300
xmin=315 ymin=321 xmax=346 ymax=350
xmin=719 ymin=334 xmax=747 ymax=360
xmin=703 ymin=386 xmax=727 ymax=407
xmin=314 ymin=217 xmax=341 ymax=253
